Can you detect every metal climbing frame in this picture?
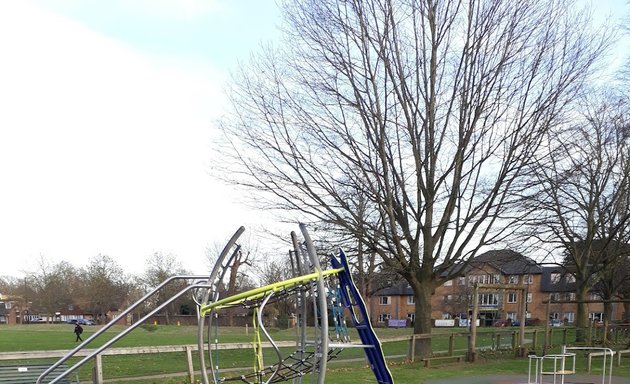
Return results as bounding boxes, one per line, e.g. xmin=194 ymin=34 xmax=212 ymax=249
xmin=527 ymin=345 xmax=614 ymax=384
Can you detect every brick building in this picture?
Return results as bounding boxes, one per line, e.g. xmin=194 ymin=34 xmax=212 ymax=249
xmin=370 ymin=249 xmax=625 ymax=327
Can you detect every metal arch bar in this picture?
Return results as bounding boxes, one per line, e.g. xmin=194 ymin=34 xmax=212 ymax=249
xmin=198 ymin=226 xmax=246 ymax=384
xmin=299 ymin=223 xmax=328 ymax=384
xmin=37 ymin=274 xmax=210 ymax=384
xmin=44 ymin=281 xmax=213 ymax=384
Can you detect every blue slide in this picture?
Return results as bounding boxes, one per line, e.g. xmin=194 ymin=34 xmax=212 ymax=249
xmin=330 ymin=250 xmax=394 ymax=384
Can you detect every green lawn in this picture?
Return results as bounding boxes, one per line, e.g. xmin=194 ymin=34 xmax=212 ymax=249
xmin=1 ymin=324 xmax=628 ymax=383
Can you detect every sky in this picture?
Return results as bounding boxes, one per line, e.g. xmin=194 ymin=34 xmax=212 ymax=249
xmin=0 ymin=0 xmax=628 ymax=279
xmin=0 ymin=0 xmax=284 ymax=278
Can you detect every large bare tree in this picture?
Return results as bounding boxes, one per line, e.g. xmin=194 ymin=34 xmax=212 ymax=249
xmin=216 ymin=0 xmax=608 ymax=357
xmin=524 ymin=93 xmax=630 ymax=340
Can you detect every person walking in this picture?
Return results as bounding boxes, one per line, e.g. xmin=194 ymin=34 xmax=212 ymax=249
xmin=74 ymin=323 xmax=83 ymax=342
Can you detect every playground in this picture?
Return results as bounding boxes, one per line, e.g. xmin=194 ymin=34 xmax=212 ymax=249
xmin=0 ymin=225 xmax=628 ymax=383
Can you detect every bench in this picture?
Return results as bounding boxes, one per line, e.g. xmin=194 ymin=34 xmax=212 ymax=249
xmin=420 ymin=355 xmax=465 ymax=368
xmin=0 ymin=363 xmax=75 ymax=383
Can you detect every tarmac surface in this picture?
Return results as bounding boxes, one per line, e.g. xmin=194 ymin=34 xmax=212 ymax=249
xmin=425 ymin=374 xmax=630 ymax=384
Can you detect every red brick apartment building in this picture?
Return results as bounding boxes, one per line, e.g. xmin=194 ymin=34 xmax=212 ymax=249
xmin=370 ymin=250 xmax=624 ymax=327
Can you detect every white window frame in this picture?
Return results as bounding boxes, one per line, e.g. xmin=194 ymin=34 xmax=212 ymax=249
xmin=379 ymin=296 xmax=390 ymax=305
xmin=407 ymin=296 xmax=415 ymax=305
xmin=508 ymin=275 xmax=519 ymax=284
xmin=524 ymin=274 xmax=533 ymax=284
xmin=507 ymin=292 xmax=517 ymax=304
xmin=378 ymin=313 xmax=391 ymax=323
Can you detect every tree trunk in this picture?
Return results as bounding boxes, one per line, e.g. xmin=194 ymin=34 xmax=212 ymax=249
xmin=575 ymin=284 xmax=589 ymax=342
xmin=603 ymin=300 xmax=613 ymax=345
xmin=412 ymin=285 xmax=433 ymax=359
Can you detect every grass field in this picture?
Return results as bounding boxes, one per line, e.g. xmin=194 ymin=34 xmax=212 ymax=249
xmin=0 ymin=324 xmax=628 ymax=383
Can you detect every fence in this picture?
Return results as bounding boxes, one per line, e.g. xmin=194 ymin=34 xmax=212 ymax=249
xmin=1 ymin=327 xmax=628 ymax=383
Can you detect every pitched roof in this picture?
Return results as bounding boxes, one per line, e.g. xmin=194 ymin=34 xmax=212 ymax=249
xmin=467 ymin=250 xmax=543 ymax=275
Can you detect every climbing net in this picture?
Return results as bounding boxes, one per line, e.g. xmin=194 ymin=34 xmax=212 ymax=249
xmin=192 ymin=224 xmax=389 ymax=384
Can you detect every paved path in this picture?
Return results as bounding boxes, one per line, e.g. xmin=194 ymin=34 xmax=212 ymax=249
xmin=426 ymin=374 xmax=630 ymax=384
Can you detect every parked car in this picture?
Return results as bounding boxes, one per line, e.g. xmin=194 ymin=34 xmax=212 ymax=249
xmin=550 ymin=319 xmax=562 ymax=327
xmin=494 ymin=320 xmax=510 ymax=327
xmin=65 ymin=318 xmax=94 ymax=325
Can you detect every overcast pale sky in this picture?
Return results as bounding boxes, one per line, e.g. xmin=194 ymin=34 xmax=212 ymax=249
xmin=0 ymin=0 xmax=283 ymax=278
xmin=0 ymin=1 xmax=628 ymax=279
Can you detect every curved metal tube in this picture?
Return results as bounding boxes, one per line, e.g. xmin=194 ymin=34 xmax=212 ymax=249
xmin=257 ymin=291 xmax=283 ymax=384
xmin=197 ymin=226 xmax=246 ymax=384
xmin=299 ymin=223 xmax=328 ymax=384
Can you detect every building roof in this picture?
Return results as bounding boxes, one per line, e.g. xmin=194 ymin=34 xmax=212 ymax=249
xmin=442 ymin=249 xmax=543 ymax=277
xmin=470 ymin=250 xmax=543 ymax=275
xmin=539 ymin=266 xmax=576 ymax=292
xmin=375 ymin=282 xmax=414 ymax=296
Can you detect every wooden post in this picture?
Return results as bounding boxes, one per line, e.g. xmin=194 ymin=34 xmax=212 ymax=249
xmin=512 ymin=331 xmax=517 ymax=351
xmin=93 ymin=354 xmax=103 ymax=384
xmin=518 ymin=287 xmax=527 ymax=357
xmin=408 ymin=334 xmax=416 ymax=362
xmin=562 ymin=329 xmax=567 ymax=346
xmin=186 ymin=346 xmax=194 ymax=383
xmin=448 ymin=334 xmax=455 ymax=356
xmin=532 ymin=329 xmax=538 ymax=350
xmin=495 ymin=333 xmax=501 ymax=351
xmin=468 ymin=283 xmax=479 ymax=362
xmin=543 ymin=294 xmax=551 ymax=356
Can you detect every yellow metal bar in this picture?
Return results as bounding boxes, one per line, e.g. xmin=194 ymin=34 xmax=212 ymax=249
xmin=200 ymin=268 xmax=344 ymax=316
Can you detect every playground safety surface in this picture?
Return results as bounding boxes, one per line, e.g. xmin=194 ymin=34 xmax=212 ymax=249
xmin=425 ymin=374 xmax=630 ymax=384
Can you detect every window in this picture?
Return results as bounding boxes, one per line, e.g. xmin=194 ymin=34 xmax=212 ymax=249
xmin=565 ymin=275 xmax=576 ymax=283
xmin=507 ymin=293 xmax=517 ymax=303
xmin=4 ymin=302 xmax=11 ymax=310
xmin=589 ymin=312 xmax=603 ymax=322
xmin=478 ymin=293 xmax=499 ymax=306
xmin=507 ymin=312 xmax=517 ymax=320
xmin=493 ymin=274 xmax=502 ymax=284
xmin=527 ymin=293 xmax=532 ymax=303
xmin=552 ymin=292 xmax=561 ymax=301
xmin=458 ymin=277 xmax=466 ymax=286
xmin=550 ymin=312 xmax=559 ymax=320
xmin=551 ymin=273 xmax=562 ymax=284
xmin=564 ymin=312 xmax=575 ymax=323
xmin=444 ymin=279 xmax=453 ymax=286
xmin=407 ymin=296 xmax=415 ymax=305
xmin=407 ymin=313 xmax=415 ymax=322
xmin=588 ymin=292 xmax=602 ymax=300
xmin=508 ymin=275 xmax=519 ymax=284
xmin=379 ymin=296 xmax=390 ymax=305
xmin=566 ymin=292 xmax=576 ymax=301
xmin=524 ymin=274 xmax=533 ymax=284
xmin=378 ymin=313 xmax=391 ymax=323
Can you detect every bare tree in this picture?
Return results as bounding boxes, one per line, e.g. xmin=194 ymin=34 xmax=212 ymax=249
xmin=81 ymin=254 xmax=131 ymax=324
xmin=524 ymin=93 xmax=630 ymax=340
xmin=216 ymin=0 xmax=608 ymax=357
xmin=142 ymin=252 xmax=189 ymax=325
xmin=206 ymin=237 xmax=257 ymax=326
xmin=30 ymin=258 xmax=79 ymax=322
